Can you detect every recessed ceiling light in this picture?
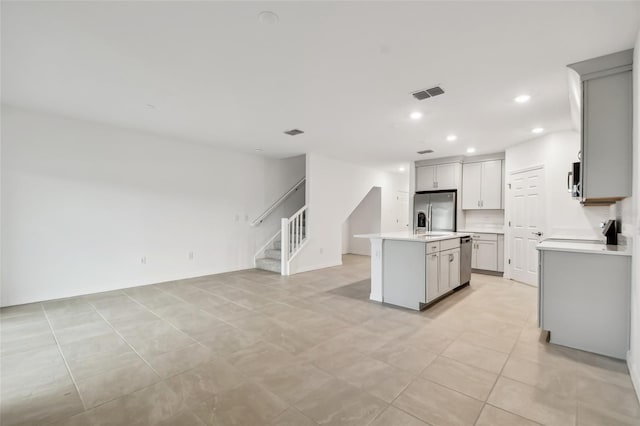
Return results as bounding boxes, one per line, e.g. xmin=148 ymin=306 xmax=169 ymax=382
xmin=258 ymin=11 xmax=279 ymax=25
xmin=398 ymin=167 xmax=406 ymax=172
xmin=255 ymin=148 xmax=263 ymax=152
xmin=514 ymin=94 xmax=531 ymax=103
xmin=146 ymin=104 xmax=156 ymax=109
xmin=410 ymin=111 xmax=423 ymax=120
xmin=466 ymin=147 xmax=476 ymax=154
xmin=446 ymin=134 xmax=457 ymax=142
xmin=531 ymin=127 xmax=544 ymax=134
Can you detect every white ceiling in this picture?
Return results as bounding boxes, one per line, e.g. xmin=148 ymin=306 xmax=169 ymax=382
xmin=2 ymin=1 xmax=639 ymax=170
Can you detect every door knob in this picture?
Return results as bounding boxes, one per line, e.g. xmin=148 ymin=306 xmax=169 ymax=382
xmin=531 ymin=232 xmax=543 ymax=237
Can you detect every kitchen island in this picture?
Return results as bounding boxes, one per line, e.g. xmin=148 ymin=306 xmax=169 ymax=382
xmin=356 ymin=232 xmax=472 ymax=310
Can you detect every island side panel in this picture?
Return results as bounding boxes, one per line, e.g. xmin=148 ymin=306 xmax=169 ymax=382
xmin=382 ymin=240 xmax=426 ymax=311
xmin=369 ymin=238 xmax=383 ymax=302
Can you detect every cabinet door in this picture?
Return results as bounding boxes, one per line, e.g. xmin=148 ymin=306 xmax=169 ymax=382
xmin=435 ymin=163 xmax=458 ymax=190
xmin=480 ymin=160 xmax=503 ymax=209
xmin=426 ymin=252 xmax=439 ymax=301
xmin=462 ymin=163 xmax=482 ymax=209
xmin=497 ymin=235 xmax=504 ymax=272
xmin=416 ymin=166 xmax=436 ymax=191
xmin=583 ymin=71 xmax=632 ymax=200
xmin=471 ymin=241 xmax=478 ymax=268
xmin=476 ymin=241 xmax=498 ymax=271
xmin=439 ymin=251 xmax=451 ymax=294
xmin=449 ymin=249 xmax=460 ymax=289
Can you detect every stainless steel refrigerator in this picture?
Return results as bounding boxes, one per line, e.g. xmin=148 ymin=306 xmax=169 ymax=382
xmin=414 ymin=191 xmax=457 ymax=232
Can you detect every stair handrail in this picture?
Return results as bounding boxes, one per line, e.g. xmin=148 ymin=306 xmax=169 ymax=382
xmin=250 ymin=177 xmax=306 ymax=226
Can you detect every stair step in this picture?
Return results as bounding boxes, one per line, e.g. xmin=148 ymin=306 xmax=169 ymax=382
xmin=256 ymin=257 xmax=281 ymax=274
xmin=265 ymin=248 xmax=281 ymax=260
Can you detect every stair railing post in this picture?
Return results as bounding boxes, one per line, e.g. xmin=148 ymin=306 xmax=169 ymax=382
xmin=280 ymin=218 xmax=289 ymax=276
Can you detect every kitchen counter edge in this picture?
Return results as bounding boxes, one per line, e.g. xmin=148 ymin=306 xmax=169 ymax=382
xmin=536 ymin=240 xmax=631 ymax=257
xmin=354 ymin=232 xmax=471 ymax=243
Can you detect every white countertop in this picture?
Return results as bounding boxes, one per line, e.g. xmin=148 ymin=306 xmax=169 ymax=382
xmin=355 ymin=231 xmax=471 ymax=242
xmin=458 ymin=227 xmax=505 ymax=235
xmin=537 ymin=239 xmax=631 ymax=257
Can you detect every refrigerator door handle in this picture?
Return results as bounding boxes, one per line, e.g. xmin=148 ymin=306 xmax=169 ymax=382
xmin=428 ymin=204 xmax=433 ymax=232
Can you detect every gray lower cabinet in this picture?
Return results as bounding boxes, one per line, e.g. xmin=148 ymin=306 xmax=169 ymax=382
xmin=538 ymin=249 xmax=631 ymax=359
xmin=426 ymin=251 xmax=439 ymax=302
xmin=382 ymin=238 xmax=465 ymax=310
xmin=438 ymin=248 xmax=460 ymax=296
xmin=470 ymin=233 xmax=502 ymax=272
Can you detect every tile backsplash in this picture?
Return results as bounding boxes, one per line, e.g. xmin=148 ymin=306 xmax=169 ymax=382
xmin=464 ymin=210 xmax=505 ymax=228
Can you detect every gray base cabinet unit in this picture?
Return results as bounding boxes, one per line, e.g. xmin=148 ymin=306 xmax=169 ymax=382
xmin=469 ymin=233 xmax=504 ymax=274
xmin=538 ymin=248 xmax=631 ymax=359
xmin=382 ymin=236 xmax=466 ymax=311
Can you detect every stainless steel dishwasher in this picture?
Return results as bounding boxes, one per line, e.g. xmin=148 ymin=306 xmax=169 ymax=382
xmin=460 ymin=236 xmax=472 ymax=285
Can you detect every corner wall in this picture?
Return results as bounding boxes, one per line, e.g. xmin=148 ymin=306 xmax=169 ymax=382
xmin=628 ymin=30 xmax=640 ymax=402
xmin=290 ymin=153 xmax=409 ymax=273
xmin=343 ymin=187 xmax=382 ymax=256
xmin=1 ymin=106 xmax=305 ymax=306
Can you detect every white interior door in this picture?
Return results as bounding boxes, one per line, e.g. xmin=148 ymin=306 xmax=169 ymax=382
xmin=395 ymin=191 xmax=409 ymax=231
xmin=509 ymin=167 xmax=545 ymax=286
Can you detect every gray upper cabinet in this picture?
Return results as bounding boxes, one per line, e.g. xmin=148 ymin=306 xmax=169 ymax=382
xmin=568 ymin=49 xmax=633 ymax=205
xmin=416 ymin=163 xmax=460 ymax=191
xmin=462 ymin=160 xmax=503 ymax=209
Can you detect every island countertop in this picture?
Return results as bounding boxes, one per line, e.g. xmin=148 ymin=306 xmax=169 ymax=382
xmin=355 ymin=231 xmax=471 ymax=242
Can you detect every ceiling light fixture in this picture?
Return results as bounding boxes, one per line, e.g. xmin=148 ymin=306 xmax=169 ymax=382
xmin=466 ymin=147 xmax=476 ymax=154
xmin=284 ymin=129 xmax=304 ymax=136
xmin=514 ymin=94 xmax=531 ymax=103
xmin=531 ymin=127 xmax=544 ymax=134
xmin=410 ymin=111 xmax=423 ymax=120
xmin=446 ymin=134 xmax=457 ymax=142
xmin=398 ymin=167 xmax=406 ymax=172
xmin=255 ymin=148 xmax=263 ymax=152
xmin=258 ymin=11 xmax=279 ymax=25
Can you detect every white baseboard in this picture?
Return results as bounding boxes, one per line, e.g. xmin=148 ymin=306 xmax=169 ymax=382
xmin=291 ymin=261 xmax=341 ymax=275
xmin=369 ymin=292 xmax=382 ymax=302
xmin=628 ymin=351 xmax=640 ymax=404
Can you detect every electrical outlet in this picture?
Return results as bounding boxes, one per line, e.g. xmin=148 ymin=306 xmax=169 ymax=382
xmin=235 ymin=214 xmax=240 ymax=222
xmin=141 ymin=256 xmax=147 ymax=264
xmin=189 ymin=251 xmax=194 ymax=260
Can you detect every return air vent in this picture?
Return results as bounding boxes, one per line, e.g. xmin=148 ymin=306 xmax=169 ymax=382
xmin=284 ymin=129 xmax=304 ymax=136
xmin=417 ymin=149 xmax=434 ymax=155
xmin=411 ymin=86 xmax=445 ymax=101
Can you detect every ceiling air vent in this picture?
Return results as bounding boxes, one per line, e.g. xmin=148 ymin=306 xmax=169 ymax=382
xmin=417 ymin=149 xmax=434 ymax=155
xmin=284 ymin=129 xmax=304 ymax=136
xmin=411 ymin=86 xmax=445 ymax=101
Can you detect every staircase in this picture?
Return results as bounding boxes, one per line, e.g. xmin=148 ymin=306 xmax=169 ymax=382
xmin=255 ymin=206 xmax=307 ymax=275
xmin=255 ymin=238 xmax=285 ymax=273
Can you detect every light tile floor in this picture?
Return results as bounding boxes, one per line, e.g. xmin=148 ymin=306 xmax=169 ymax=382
xmin=1 ymin=254 xmax=639 ymax=425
